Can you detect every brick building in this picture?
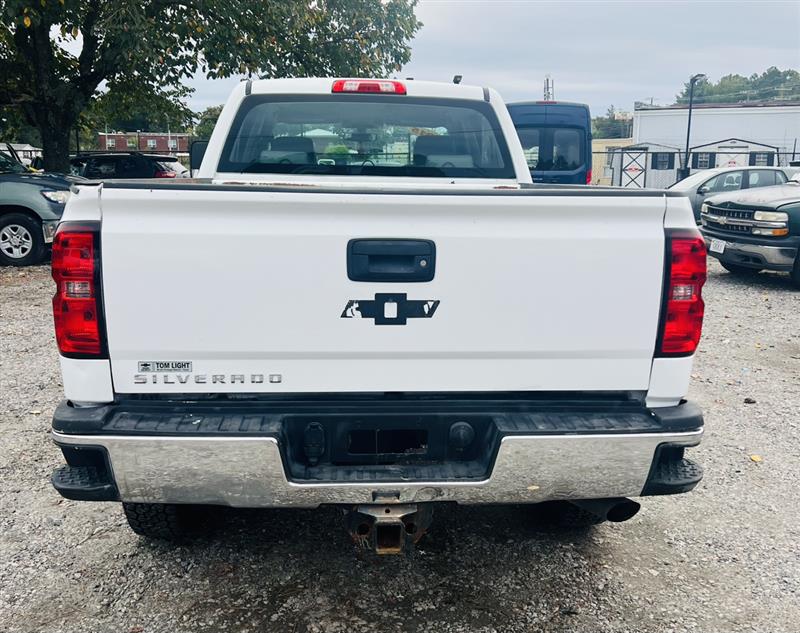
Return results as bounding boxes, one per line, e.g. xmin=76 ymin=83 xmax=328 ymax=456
xmin=97 ymin=132 xmax=190 ymax=153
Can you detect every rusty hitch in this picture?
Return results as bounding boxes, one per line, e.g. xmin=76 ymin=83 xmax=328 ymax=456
xmin=346 ymin=503 xmax=433 ymax=554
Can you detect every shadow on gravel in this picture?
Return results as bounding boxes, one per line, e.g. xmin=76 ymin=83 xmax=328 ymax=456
xmin=709 ymin=268 xmax=798 ymax=292
xmin=132 ymin=504 xmax=606 ymax=632
xmin=155 ymin=503 xmax=599 ymax=556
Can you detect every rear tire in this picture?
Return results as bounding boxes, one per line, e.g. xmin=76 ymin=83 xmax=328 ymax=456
xmin=530 ymin=501 xmax=605 ymax=529
xmin=122 ymin=502 xmax=190 ymax=541
xmin=720 ymin=261 xmax=762 ymax=276
xmin=0 ymin=213 xmax=45 ymax=266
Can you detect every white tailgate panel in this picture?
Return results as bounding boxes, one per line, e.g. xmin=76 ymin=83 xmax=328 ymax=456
xmin=100 ymin=189 xmax=666 ymax=393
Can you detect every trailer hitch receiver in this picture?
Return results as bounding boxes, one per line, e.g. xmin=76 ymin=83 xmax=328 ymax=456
xmin=346 ymin=503 xmax=433 ymax=554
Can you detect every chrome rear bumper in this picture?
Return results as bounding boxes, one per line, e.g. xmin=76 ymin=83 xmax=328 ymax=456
xmin=702 ymin=233 xmax=798 ymax=269
xmin=53 ymin=428 xmax=702 ymax=507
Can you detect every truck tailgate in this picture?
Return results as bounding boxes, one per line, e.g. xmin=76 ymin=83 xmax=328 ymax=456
xmin=99 ymin=187 xmax=666 ymax=394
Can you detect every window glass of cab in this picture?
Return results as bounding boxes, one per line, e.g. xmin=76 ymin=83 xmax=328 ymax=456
xmin=702 ymin=171 xmax=743 ymax=193
xmin=747 ymin=170 xmax=778 ymax=188
xmin=218 ymin=95 xmax=515 ymax=179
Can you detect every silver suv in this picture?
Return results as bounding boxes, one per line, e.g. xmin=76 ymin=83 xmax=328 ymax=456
xmin=670 ymin=166 xmax=796 ymax=222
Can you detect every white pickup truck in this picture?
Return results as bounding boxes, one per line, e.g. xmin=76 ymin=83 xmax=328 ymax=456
xmin=50 ymin=78 xmax=706 ymax=553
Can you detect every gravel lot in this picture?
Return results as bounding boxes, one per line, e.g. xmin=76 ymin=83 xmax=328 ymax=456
xmin=1 ymin=261 xmax=798 ymax=633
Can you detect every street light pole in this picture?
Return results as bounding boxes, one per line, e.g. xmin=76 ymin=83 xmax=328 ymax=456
xmin=683 ymin=73 xmax=706 ymax=179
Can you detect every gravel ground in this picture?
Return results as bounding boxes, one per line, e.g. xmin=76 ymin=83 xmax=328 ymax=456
xmin=1 ymin=261 xmax=798 ymax=633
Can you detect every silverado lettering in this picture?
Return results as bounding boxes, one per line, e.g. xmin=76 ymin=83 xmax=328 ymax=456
xmin=133 ymin=373 xmax=277 ymax=384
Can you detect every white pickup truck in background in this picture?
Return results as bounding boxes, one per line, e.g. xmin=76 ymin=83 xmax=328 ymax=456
xmin=50 ymin=78 xmax=707 ymax=553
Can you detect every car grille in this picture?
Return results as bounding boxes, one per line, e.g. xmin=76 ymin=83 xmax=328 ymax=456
xmin=703 ymin=205 xmax=755 ymax=234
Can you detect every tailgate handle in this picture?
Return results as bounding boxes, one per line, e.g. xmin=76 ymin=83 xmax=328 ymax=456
xmin=347 ymin=239 xmax=435 ymax=282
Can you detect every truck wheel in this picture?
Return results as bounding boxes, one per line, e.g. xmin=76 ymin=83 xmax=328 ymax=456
xmin=720 ymin=261 xmax=762 ymax=276
xmin=531 ymin=501 xmax=605 ymax=529
xmin=0 ymin=213 xmax=45 ymax=266
xmin=122 ymin=502 xmax=190 ymax=540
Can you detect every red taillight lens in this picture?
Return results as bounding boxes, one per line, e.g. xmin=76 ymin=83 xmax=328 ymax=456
xmin=586 ymin=168 xmax=592 ymax=184
xmin=154 ymin=170 xmax=177 ymax=178
xmin=331 ymin=79 xmax=407 ymax=95
xmin=51 ymin=223 xmax=106 ymax=357
xmin=657 ymin=232 xmax=707 ymax=356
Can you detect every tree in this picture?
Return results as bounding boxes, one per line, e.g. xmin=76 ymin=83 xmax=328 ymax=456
xmin=0 ymin=0 xmax=421 ymax=171
xmin=675 ymin=67 xmax=800 ymax=104
xmin=90 ymin=82 xmax=196 ymax=134
xmin=592 ymin=105 xmax=631 ymax=139
xmin=194 ymin=104 xmax=223 ymax=140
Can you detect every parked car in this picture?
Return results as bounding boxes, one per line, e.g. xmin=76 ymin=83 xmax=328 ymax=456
xmin=50 ymin=78 xmax=705 ymax=553
xmin=507 ymin=101 xmax=592 ymax=184
xmin=0 ymin=149 xmax=74 ymax=266
xmin=701 ymin=172 xmax=800 ymax=286
xmin=669 ymin=166 xmax=795 ymax=222
xmin=69 ymin=152 xmax=189 ymax=179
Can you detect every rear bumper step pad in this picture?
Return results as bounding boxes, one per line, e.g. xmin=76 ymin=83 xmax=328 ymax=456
xmin=52 ymin=464 xmax=119 ymax=502
xmin=643 ymin=456 xmax=704 ymax=495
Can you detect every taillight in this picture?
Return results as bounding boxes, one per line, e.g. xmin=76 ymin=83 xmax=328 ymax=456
xmin=154 ymin=170 xmax=177 ymax=178
xmin=331 ymin=79 xmax=407 ymax=95
xmin=586 ymin=168 xmax=592 ymax=184
xmin=657 ymin=231 xmax=707 ymax=356
xmin=51 ymin=222 xmax=106 ymax=358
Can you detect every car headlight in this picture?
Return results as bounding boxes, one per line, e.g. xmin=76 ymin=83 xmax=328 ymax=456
xmin=41 ymin=190 xmax=71 ymax=204
xmin=700 ymin=203 xmax=709 ymax=215
xmin=753 ymin=211 xmax=788 ymax=222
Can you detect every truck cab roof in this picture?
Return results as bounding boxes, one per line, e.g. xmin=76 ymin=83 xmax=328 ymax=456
xmin=245 ymin=77 xmax=491 ymax=102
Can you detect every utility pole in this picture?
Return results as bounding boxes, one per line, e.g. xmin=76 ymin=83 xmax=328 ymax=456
xmin=682 ymin=73 xmax=706 ymax=179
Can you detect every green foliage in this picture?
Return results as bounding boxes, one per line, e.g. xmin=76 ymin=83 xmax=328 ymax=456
xmin=194 ymin=105 xmax=224 ymax=140
xmin=676 ymin=67 xmax=800 ymax=104
xmin=324 ymin=144 xmax=350 ymax=155
xmin=0 ymin=105 xmax=39 ymax=145
xmin=89 ymin=83 xmax=195 ymax=133
xmin=591 ymin=106 xmax=631 ymax=139
xmin=0 ymin=0 xmax=421 ymax=169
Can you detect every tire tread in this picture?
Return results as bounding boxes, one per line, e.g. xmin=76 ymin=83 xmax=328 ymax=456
xmin=122 ymin=502 xmax=187 ymax=540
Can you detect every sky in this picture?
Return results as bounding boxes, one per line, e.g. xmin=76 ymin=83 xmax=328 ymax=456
xmin=186 ymin=0 xmax=800 ymax=116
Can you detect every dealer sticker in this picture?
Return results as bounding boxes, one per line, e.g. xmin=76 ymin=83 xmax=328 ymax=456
xmin=138 ymin=361 xmax=193 ymax=372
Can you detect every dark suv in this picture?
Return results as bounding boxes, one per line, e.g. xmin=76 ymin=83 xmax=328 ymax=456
xmin=70 ymin=152 xmax=189 ymax=179
xmin=701 ymin=173 xmax=800 ymax=287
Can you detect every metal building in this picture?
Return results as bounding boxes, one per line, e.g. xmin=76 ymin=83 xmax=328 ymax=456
xmin=632 ymin=101 xmax=800 ymax=164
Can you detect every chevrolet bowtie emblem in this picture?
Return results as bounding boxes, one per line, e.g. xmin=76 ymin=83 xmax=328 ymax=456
xmin=341 ymin=293 xmax=440 ymax=325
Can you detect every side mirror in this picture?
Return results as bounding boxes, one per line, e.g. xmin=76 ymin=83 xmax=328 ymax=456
xmin=190 ymin=140 xmax=209 ymax=176
xmin=697 ymin=185 xmax=709 ymax=195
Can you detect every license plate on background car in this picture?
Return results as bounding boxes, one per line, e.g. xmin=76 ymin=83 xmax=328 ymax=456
xmin=709 ymin=239 xmax=726 ymax=254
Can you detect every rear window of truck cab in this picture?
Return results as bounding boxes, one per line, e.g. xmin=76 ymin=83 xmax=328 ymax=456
xmin=217 ymin=95 xmax=515 ymax=179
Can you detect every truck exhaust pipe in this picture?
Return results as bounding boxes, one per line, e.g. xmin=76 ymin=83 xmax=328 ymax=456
xmin=570 ymin=497 xmax=641 ymax=523
xmin=346 ymin=503 xmax=433 ymax=554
